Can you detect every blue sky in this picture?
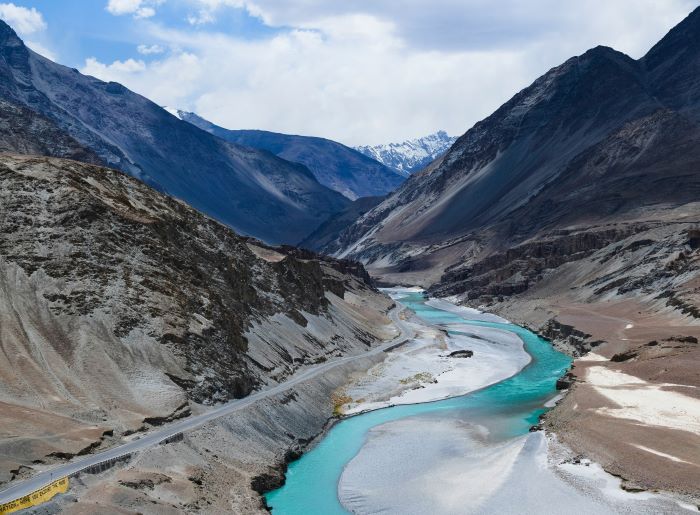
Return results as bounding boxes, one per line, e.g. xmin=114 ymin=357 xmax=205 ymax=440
xmin=7 ymin=1 xmax=280 ymax=66
xmin=1 ymin=1 xmax=698 ymax=145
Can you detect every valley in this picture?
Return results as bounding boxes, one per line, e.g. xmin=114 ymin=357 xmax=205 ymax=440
xmin=311 ymin=8 xmax=700 ymax=507
xmin=0 ymin=3 xmax=699 ymax=514
xmin=266 ymin=290 xmax=695 ymax=514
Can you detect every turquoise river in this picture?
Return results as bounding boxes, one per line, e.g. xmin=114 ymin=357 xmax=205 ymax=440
xmin=265 ymin=290 xmax=572 ymax=514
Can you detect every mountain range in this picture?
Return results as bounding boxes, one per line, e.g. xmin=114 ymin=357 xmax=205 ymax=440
xmin=1 ymin=4 xmax=700 ymax=510
xmin=326 ymin=10 xmax=700 ymax=297
xmin=0 ymin=20 xmax=352 ymax=245
xmin=355 ymin=130 xmax=457 ymax=174
xmin=174 ymin=110 xmax=406 ymax=200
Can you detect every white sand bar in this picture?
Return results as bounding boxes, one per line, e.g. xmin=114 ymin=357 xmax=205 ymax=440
xmin=340 ymin=315 xmax=529 ymax=415
xmin=586 ymin=366 xmax=700 ymax=435
xmin=340 ymin=422 xmax=695 ymax=514
xmin=425 ymin=297 xmax=509 ymax=323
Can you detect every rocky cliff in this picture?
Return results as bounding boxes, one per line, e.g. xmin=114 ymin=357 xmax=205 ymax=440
xmin=0 ymin=153 xmax=393 ymax=485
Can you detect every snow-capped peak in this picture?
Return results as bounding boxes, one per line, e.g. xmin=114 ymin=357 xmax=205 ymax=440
xmin=162 ymin=106 xmax=183 ymax=120
xmin=355 ymin=130 xmax=457 ymax=174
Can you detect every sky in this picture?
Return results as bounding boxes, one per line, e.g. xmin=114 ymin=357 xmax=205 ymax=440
xmin=0 ymin=0 xmax=698 ymax=146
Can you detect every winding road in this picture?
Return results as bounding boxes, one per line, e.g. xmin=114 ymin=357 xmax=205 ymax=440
xmin=0 ymin=305 xmax=413 ymax=505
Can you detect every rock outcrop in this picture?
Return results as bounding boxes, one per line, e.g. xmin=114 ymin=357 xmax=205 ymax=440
xmin=0 ymin=153 xmax=393 ymax=484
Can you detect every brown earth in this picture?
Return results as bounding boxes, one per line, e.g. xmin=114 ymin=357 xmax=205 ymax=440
xmin=0 ymin=154 xmax=394 ymax=487
xmin=481 ymin=254 xmax=700 ymax=502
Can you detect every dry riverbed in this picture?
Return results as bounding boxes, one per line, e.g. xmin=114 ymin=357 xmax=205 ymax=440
xmin=336 ymin=309 xmax=529 ymax=416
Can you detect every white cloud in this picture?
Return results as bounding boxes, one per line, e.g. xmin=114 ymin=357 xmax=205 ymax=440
xmin=137 ymin=43 xmax=165 ymax=55
xmin=185 ymin=0 xmax=247 ymax=25
xmin=82 ymin=52 xmax=200 ymax=107
xmin=80 ymin=21 xmax=533 ymax=145
xmin=106 ymin=0 xmax=141 ymax=15
xmin=106 ymin=0 xmax=163 ymax=19
xmin=83 ymin=57 xmax=147 ymax=79
xmin=25 ymin=40 xmax=56 ymax=60
xmin=135 ymin=7 xmax=155 ymax=19
xmin=187 ymin=9 xmax=215 ymax=25
xmin=0 ymin=2 xmax=46 ymax=35
xmin=89 ymin=1 xmax=698 ymax=145
xmin=200 ymin=0 xmax=698 ymax=57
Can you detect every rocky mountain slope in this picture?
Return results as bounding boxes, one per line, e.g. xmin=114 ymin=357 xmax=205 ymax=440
xmin=299 ymin=195 xmax=385 ymax=252
xmin=0 ymin=99 xmax=102 ymax=164
xmin=177 ymin=110 xmax=406 ymax=201
xmin=328 ymin=9 xmax=700 ymax=288
xmin=0 ymin=153 xmax=394 ymax=486
xmin=0 ymin=21 xmax=349 ymax=245
xmin=355 ymin=130 xmax=456 ymax=174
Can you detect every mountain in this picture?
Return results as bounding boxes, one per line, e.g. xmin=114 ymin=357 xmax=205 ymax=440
xmin=176 ymin=110 xmax=406 ymax=200
xmin=299 ymin=195 xmax=385 ymax=252
xmin=0 ymin=99 xmax=103 ymax=164
xmin=328 ymin=30 xmax=700 ymax=287
xmin=322 ymin=10 xmax=700 ymax=316
xmin=324 ymin=10 xmax=700 ymax=496
xmin=0 ymin=21 xmax=349 ymax=245
xmin=355 ymin=130 xmax=457 ymax=174
xmin=0 ymin=152 xmax=393 ymax=485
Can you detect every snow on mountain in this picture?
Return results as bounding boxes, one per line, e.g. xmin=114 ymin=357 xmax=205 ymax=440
xmin=355 ymin=130 xmax=457 ymax=174
xmin=162 ymin=106 xmax=183 ymax=119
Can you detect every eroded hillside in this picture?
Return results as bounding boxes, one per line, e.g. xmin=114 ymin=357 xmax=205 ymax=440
xmin=0 ymin=154 xmax=394 ymax=485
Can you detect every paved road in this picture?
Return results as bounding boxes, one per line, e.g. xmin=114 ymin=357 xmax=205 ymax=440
xmin=0 ymin=305 xmax=413 ymax=504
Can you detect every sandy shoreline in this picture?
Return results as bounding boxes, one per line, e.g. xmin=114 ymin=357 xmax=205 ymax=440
xmin=337 ymin=291 xmax=530 ymax=416
xmin=335 ymin=290 xmax=699 ymax=513
xmin=338 ymin=416 xmax=697 ymax=514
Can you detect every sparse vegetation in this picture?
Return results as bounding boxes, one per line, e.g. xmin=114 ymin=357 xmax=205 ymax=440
xmin=331 ymin=391 xmax=353 ymax=417
xmin=399 ymin=372 xmax=435 ymax=385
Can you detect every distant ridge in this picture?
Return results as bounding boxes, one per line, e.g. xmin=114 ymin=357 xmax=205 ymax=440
xmin=355 ymin=131 xmax=457 ymax=174
xmin=174 ymin=109 xmax=406 ymax=201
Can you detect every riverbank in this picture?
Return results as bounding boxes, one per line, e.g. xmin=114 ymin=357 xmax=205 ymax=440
xmin=33 ymin=347 xmax=393 ymax=515
xmin=15 ymin=294 xmax=403 ymax=514
xmin=480 ymin=294 xmax=700 ymax=506
xmin=337 ymin=289 xmax=530 ymax=415
xmin=268 ymin=289 xmax=697 ymax=514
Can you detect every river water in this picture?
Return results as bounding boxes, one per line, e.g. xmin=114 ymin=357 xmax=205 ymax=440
xmin=265 ymin=290 xmax=575 ymax=513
